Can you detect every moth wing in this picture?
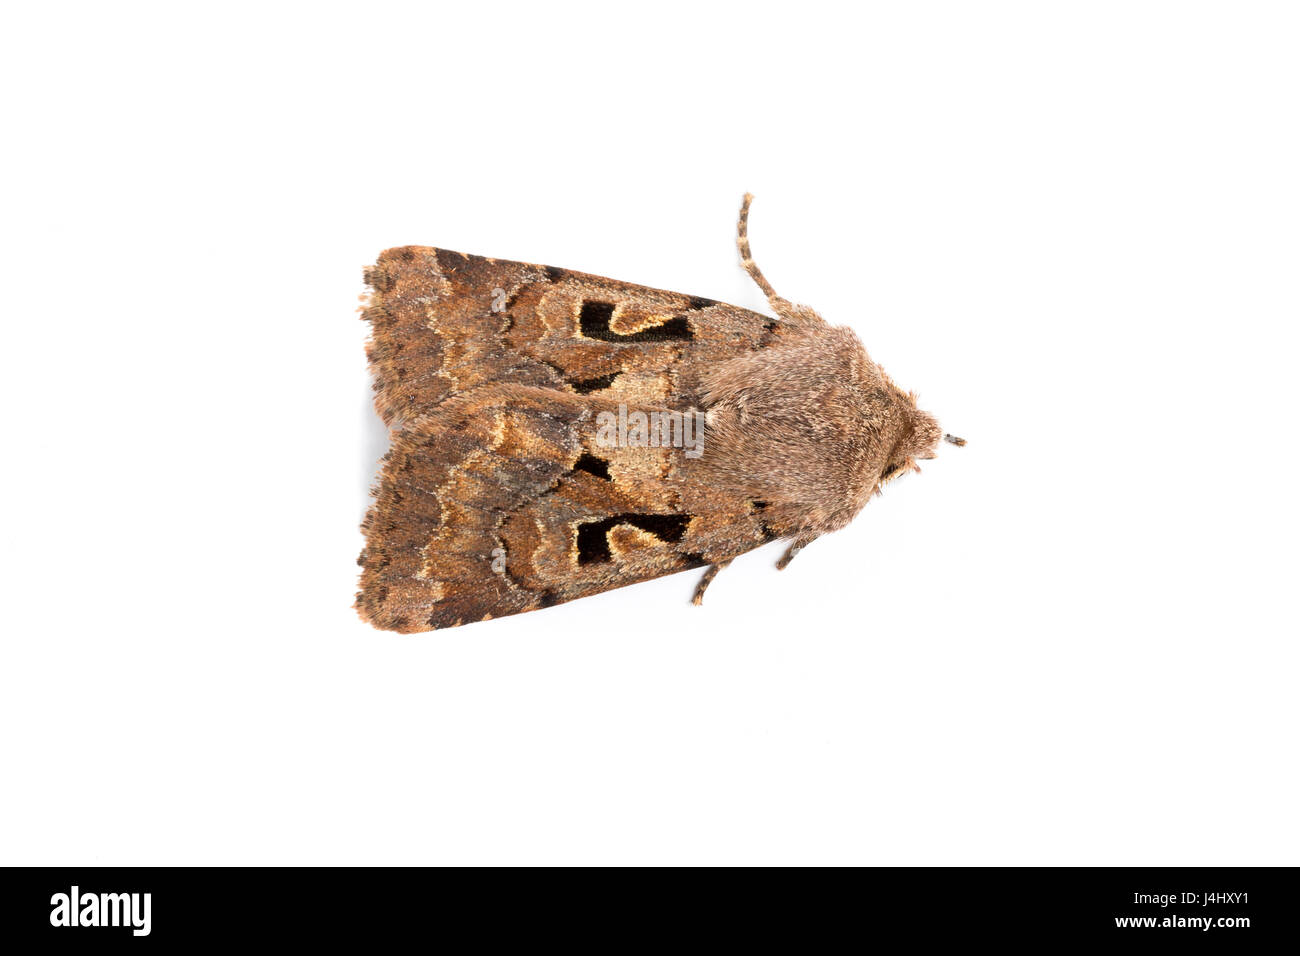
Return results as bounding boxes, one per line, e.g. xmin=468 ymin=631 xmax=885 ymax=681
xmin=358 ymin=248 xmax=782 ymax=631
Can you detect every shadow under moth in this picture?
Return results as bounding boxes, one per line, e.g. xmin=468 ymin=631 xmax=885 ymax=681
xmin=357 ymin=195 xmax=963 ymax=632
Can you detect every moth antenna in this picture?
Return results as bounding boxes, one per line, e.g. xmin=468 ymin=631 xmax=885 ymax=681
xmin=944 ymin=434 xmax=967 ymax=446
xmin=737 ymin=193 xmax=783 ymax=309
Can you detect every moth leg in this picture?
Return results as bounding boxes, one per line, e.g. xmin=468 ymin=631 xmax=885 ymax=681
xmin=737 ymin=193 xmax=783 ymax=305
xmin=737 ymin=193 xmax=825 ymax=327
xmin=691 ymin=559 xmax=733 ymax=606
xmin=776 ymin=534 xmax=820 ymax=571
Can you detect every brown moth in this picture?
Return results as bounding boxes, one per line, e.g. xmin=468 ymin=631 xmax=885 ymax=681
xmin=357 ymin=195 xmax=963 ymax=632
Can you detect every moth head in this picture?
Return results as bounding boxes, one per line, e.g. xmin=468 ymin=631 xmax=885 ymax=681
xmin=878 ymin=405 xmax=964 ymax=486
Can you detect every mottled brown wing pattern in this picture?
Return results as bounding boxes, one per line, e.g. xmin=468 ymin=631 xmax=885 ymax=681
xmin=358 ymin=247 xmax=782 ymax=632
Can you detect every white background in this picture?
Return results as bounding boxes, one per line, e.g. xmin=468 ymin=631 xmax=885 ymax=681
xmin=2 ymin=2 xmax=1297 ymax=866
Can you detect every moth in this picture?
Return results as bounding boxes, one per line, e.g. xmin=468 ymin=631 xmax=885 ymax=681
xmin=357 ymin=195 xmax=963 ymax=632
